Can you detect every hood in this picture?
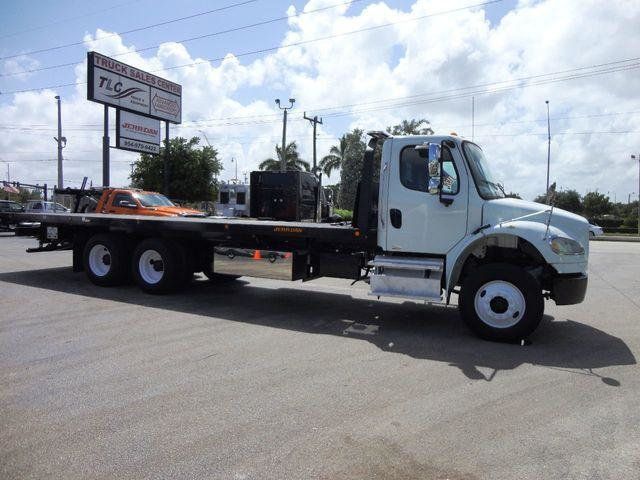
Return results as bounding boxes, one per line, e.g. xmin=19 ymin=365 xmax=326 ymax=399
xmin=147 ymin=206 xmax=206 ymax=217
xmin=483 ymin=198 xmax=589 ymax=248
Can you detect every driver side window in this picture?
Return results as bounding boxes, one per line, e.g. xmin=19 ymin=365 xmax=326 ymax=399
xmin=399 ymin=145 xmax=459 ymax=194
xmin=113 ymin=193 xmax=135 ymax=205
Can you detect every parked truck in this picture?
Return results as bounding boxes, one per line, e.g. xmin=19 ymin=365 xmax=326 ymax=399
xmin=1 ymin=133 xmax=589 ymax=341
xmin=58 ymin=187 xmax=205 ymax=217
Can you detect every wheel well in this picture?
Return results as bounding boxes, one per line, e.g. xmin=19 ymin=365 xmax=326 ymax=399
xmin=455 ymin=236 xmax=549 ymax=289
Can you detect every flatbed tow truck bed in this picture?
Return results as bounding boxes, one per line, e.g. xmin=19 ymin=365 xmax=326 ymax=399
xmin=3 ymin=212 xmax=372 ymax=246
xmin=0 ymin=210 xmax=377 ymax=289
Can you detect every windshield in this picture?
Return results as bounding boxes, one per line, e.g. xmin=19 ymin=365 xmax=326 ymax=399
xmin=134 ymin=193 xmax=175 ymax=207
xmin=462 ymin=142 xmax=505 ymax=200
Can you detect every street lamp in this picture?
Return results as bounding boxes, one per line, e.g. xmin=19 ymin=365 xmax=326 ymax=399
xmin=632 ymin=154 xmax=639 ymax=235
xmin=275 ymin=98 xmax=295 ymax=172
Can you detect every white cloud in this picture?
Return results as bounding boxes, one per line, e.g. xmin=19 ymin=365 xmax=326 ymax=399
xmin=2 ymin=55 xmax=41 ymax=81
xmin=1 ymin=0 xmax=639 ymax=201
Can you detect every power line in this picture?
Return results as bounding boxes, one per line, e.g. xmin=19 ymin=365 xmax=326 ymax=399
xmin=0 ymin=0 xmax=364 ymax=77
xmin=0 ymin=0 xmax=502 ymax=93
xmin=0 ymin=0 xmax=258 ymax=60
xmin=0 ymin=0 xmax=145 ymax=40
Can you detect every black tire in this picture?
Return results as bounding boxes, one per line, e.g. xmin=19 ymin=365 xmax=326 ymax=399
xmin=459 ymin=263 xmax=544 ymax=342
xmin=227 ymin=251 xmax=235 ymax=259
xmin=268 ymin=253 xmax=277 ymax=263
xmin=132 ymin=238 xmax=187 ymax=294
xmin=83 ymin=233 xmax=129 ymax=286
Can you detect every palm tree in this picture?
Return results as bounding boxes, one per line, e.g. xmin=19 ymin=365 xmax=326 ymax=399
xmin=259 ymin=142 xmax=310 ymax=172
xmin=319 ymin=135 xmax=347 ymax=178
xmin=386 ymin=118 xmax=434 ymax=136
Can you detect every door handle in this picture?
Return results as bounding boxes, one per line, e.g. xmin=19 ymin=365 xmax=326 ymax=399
xmin=390 ymin=208 xmax=402 ymax=228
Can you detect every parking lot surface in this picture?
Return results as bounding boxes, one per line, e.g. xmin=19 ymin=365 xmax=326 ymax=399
xmin=1 ymin=234 xmax=639 ymax=479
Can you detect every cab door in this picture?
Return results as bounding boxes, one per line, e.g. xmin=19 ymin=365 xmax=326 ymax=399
xmin=383 ymin=137 xmax=469 ymax=255
xmin=108 ymin=192 xmax=137 ymax=214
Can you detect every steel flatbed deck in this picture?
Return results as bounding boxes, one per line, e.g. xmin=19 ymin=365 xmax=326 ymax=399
xmin=4 ymin=212 xmax=375 ymax=247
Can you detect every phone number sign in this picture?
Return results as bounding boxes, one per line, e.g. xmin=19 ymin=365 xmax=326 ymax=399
xmin=87 ymin=51 xmax=182 ymax=124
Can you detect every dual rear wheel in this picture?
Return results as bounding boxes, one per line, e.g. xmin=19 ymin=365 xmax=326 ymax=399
xmin=83 ymin=234 xmax=231 ymax=293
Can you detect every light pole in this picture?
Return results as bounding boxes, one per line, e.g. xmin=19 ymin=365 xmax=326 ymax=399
xmin=276 ymin=98 xmax=295 ymax=171
xmin=545 ymin=100 xmax=551 ymax=201
xmin=54 ymin=95 xmax=66 ymax=189
xmin=632 ymin=154 xmax=639 ymax=235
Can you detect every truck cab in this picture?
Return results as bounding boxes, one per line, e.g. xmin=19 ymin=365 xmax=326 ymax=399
xmin=371 ymin=133 xmax=589 ymax=340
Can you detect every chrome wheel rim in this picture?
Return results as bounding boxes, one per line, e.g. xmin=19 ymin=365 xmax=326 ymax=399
xmin=88 ymin=244 xmax=111 ymax=277
xmin=139 ymin=249 xmax=164 ymax=284
xmin=474 ymin=280 xmax=526 ymax=329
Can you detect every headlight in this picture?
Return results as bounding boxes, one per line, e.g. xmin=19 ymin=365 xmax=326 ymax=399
xmin=549 ymin=236 xmax=584 ymax=255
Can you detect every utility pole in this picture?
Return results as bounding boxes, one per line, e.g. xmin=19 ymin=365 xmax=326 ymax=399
xmin=633 ymin=154 xmax=639 ymax=235
xmin=303 ymin=112 xmax=323 ymax=175
xmin=545 ymin=100 xmax=551 ymax=201
xmin=54 ymin=95 xmax=66 ymax=189
xmin=276 ymin=98 xmax=295 ymax=171
xmin=303 ymin=112 xmax=324 ymax=222
xmin=230 ymin=157 xmax=238 ymax=183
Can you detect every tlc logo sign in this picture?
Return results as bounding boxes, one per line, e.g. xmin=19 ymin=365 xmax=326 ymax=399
xmin=98 ymin=76 xmax=123 ymax=93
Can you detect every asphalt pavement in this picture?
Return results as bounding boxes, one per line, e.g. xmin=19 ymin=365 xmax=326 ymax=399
xmin=1 ymin=233 xmax=639 ymax=479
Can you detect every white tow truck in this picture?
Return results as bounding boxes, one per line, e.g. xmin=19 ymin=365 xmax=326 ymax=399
xmin=2 ymin=132 xmax=589 ymax=341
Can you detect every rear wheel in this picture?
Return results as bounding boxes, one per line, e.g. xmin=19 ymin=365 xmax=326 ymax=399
xmin=132 ymin=238 xmax=186 ymax=294
xmin=83 ymin=233 xmax=128 ymax=286
xmin=459 ymin=263 xmax=543 ymax=341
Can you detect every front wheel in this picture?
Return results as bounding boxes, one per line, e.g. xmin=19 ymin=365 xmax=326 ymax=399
xmin=459 ymin=263 xmax=544 ymax=341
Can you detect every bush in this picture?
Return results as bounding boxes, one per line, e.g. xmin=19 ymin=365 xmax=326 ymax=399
xmin=589 ymin=217 xmax=623 ymax=228
xmin=622 ymin=216 xmax=638 ymax=228
xmin=333 ymin=208 xmax=353 ymax=221
xmin=603 ymin=227 xmax=638 ymax=234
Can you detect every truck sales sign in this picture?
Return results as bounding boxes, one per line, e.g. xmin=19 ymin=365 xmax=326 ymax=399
xmin=87 ymin=51 xmax=182 ymax=124
xmin=116 ymin=110 xmax=161 ymax=154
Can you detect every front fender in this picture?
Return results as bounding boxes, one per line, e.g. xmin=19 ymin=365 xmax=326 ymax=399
xmin=445 ymin=220 xmax=583 ymax=300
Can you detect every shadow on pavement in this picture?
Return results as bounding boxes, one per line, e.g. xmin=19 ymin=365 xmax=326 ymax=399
xmin=0 ymin=266 xmax=635 ymax=384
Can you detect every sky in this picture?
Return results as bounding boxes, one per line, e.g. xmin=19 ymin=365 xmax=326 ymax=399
xmin=0 ymin=0 xmax=638 ymax=201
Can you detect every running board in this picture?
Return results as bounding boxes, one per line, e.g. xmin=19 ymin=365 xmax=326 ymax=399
xmin=369 ymin=256 xmax=443 ymax=301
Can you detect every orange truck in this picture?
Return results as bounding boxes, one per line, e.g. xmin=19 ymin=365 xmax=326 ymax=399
xmin=63 ymin=188 xmax=206 ymax=217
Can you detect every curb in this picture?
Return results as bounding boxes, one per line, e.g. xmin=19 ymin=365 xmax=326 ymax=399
xmin=592 ymin=236 xmax=640 ymax=243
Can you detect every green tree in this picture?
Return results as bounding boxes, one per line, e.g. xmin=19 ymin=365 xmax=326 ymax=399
xmin=319 ymin=135 xmax=347 ymax=177
xmin=338 ymin=129 xmax=367 ymax=211
xmin=386 ymin=118 xmax=434 ymax=136
xmin=131 ymin=137 xmax=222 ymax=202
xmin=533 ymin=189 xmax=582 ymax=214
xmin=583 ymin=191 xmax=612 ymax=218
xmin=259 ymin=142 xmax=310 ymax=171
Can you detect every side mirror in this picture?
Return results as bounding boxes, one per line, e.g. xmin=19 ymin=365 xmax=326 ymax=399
xmin=118 ymin=200 xmax=137 ymax=208
xmin=415 ymin=142 xmax=442 ymax=194
xmin=428 ymin=160 xmax=441 ymax=194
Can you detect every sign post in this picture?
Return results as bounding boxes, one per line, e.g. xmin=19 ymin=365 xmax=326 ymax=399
xmin=87 ymin=52 xmax=182 ymax=190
